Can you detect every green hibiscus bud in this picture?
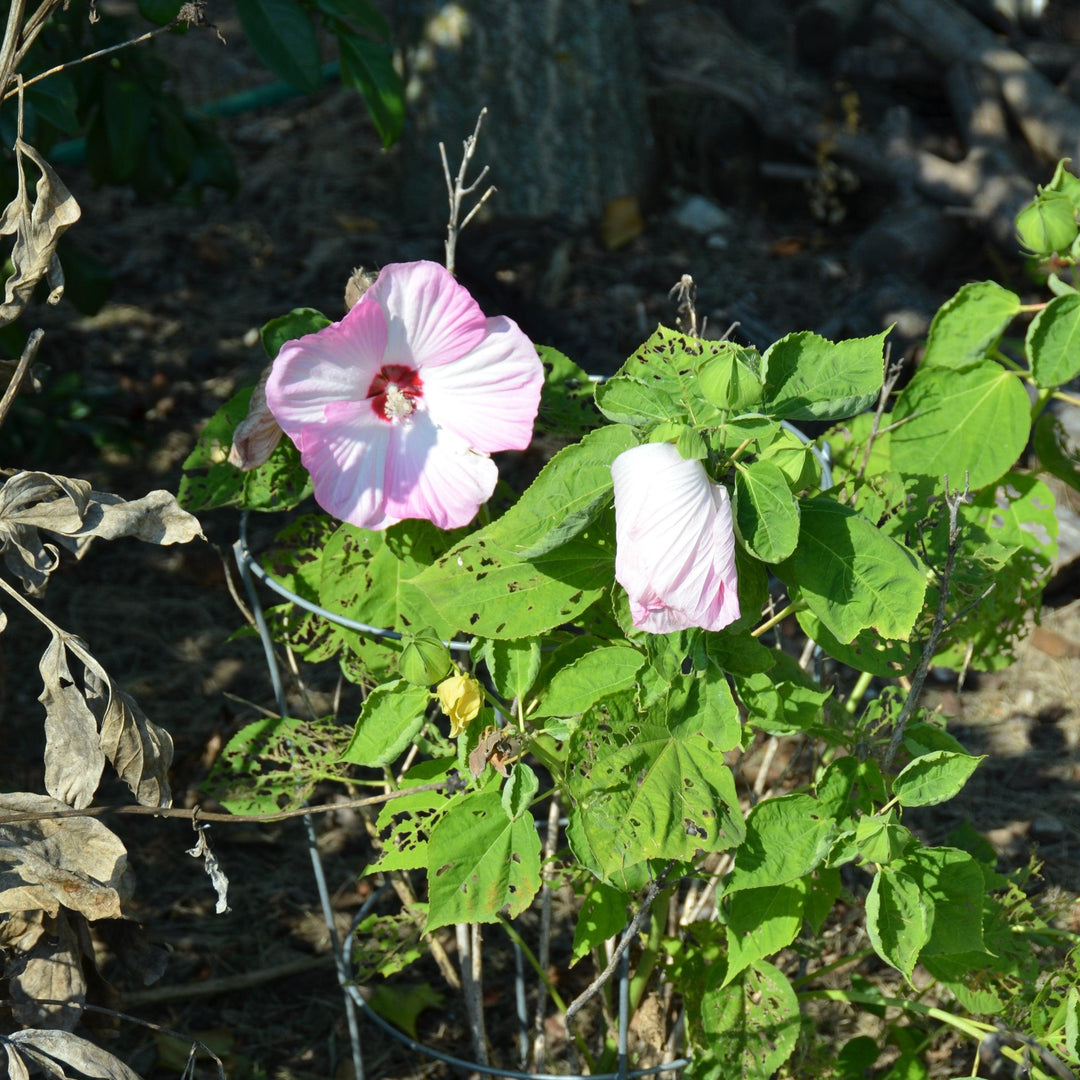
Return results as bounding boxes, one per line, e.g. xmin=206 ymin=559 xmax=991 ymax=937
xmin=698 ymin=345 xmax=764 ymax=412
xmin=399 ymin=628 xmax=452 ymax=686
xmin=1016 ymin=191 xmax=1079 ymax=256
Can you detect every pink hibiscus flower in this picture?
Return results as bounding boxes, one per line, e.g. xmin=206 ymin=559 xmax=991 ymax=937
xmin=612 ymin=442 xmax=740 ymax=634
xmin=265 ymin=261 xmax=544 ymax=531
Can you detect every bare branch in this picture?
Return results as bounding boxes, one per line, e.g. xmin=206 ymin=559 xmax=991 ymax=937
xmin=441 ymin=107 xmax=496 ymax=277
xmin=0 ymin=326 xmax=42 ymax=429
xmin=856 ymin=348 xmax=903 ymax=481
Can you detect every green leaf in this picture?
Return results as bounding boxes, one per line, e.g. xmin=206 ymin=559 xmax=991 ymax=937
xmin=535 ymin=345 xmax=601 ymax=437
xmin=893 ymin=750 xmax=983 ymax=807
xmin=338 ymin=31 xmax=405 ymax=148
xmin=26 ymin=75 xmax=80 ymax=136
xmin=571 ymin=881 xmax=627 ymax=964
xmin=261 ymin=307 xmax=332 ymax=359
xmin=566 ymin=692 xmax=744 ymax=887
xmin=352 ymin=909 xmax=425 ymax=981
xmin=501 ymin=762 xmax=539 ymax=821
xmin=733 ymin=459 xmax=800 ymax=562
xmin=1044 ymin=158 xmax=1080 ymax=211
xmin=733 ymin=653 xmax=831 ymax=738
xmin=371 ymin=763 xmax=455 ymax=872
xmin=699 ymin=962 xmax=800 ymax=1080
xmin=1016 ymin=190 xmax=1078 ymax=255
xmin=311 ymin=0 xmax=389 ymax=38
xmin=905 ymin=846 xmax=987 ymax=957
xmin=795 ymin=609 xmax=920 ymax=678
xmin=921 ymin=281 xmax=1021 ymax=369
xmin=236 ymin=0 xmax=323 ymax=94
xmin=530 ymin=645 xmax=643 ymax=718
xmin=726 ymin=794 xmax=834 ymax=892
xmin=482 ymin=638 xmax=542 ymax=700
xmin=891 ymin=362 xmax=1030 ymax=490
xmin=103 ymin=76 xmax=152 ymax=181
xmin=1027 ymin=293 xmax=1080 ymax=388
xmin=482 ymin=424 xmax=635 ymax=558
xmin=723 ymin=882 xmax=805 ymax=985
xmin=855 ymin=810 xmax=911 ymax=864
xmin=425 ymin=791 xmax=542 ymax=929
xmin=340 ymin=680 xmax=430 ymax=766
xmin=367 ymin=983 xmax=443 ymax=1039
xmin=1034 ymin=412 xmax=1080 ymax=493
xmin=698 ymin=343 xmax=764 ymax=412
xmin=595 ymin=326 xmax=722 ymax=428
xmin=414 ymin=520 xmax=613 ymax=639
xmin=865 ymin=867 xmax=929 ymax=981
xmin=762 ymin=329 xmax=886 ymax=421
xmin=776 ymin=498 xmax=927 ymax=645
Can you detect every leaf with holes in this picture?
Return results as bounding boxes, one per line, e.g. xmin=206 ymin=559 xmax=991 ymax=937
xmin=371 ymin=769 xmax=455 ymax=874
xmin=723 ymin=882 xmax=806 ymax=986
xmin=425 ymin=791 xmax=542 ymax=929
xmin=530 ymin=644 xmax=643 ymax=718
xmin=534 ymin=345 xmax=602 ymax=437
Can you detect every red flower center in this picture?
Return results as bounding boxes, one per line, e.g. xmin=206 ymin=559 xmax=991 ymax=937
xmin=367 ymin=364 xmax=423 ymax=422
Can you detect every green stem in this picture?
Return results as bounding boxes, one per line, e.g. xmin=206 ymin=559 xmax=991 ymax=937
xmin=844 ymin=670 xmax=875 ymax=714
xmin=497 ymin=917 xmax=598 ymax=1070
xmin=791 ymin=948 xmax=874 ymax=989
xmin=627 ymin=895 xmax=669 ymax=1016
xmin=751 ymin=599 xmax=806 ymax=639
xmin=799 ymin=989 xmax=995 ymax=1042
xmin=1031 ymin=386 xmax=1053 ymax=423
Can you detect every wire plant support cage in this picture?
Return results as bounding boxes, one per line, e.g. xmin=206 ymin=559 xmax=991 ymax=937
xmin=228 ymin=426 xmax=831 ymax=1080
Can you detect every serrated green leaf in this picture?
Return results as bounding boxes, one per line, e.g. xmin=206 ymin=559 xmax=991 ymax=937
xmin=426 ymin=791 xmax=542 ymax=929
xmin=371 ymin=764 xmax=455 ymax=872
xmin=855 ymin=811 xmax=911 ymax=864
xmin=891 ymin=362 xmax=1030 ymax=490
xmin=776 ymin=498 xmax=927 ymax=645
xmin=534 ymin=345 xmax=601 ymax=437
xmin=340 ymin=680 xmax=430 ymax=766
xmin=762 ymin=329 xmax=885 ymax=421
xmin=921 ymin=281 xmax=1021 ymax=369
xmin=733 ymin=458 xmax=800 ymax=561
xmin=893 ymin=750 xmax=983 ymax=807
xmin=865 ymin=867 xmax=928 ymax=980
xmin=501 ymin=762 xmax=539 ymax=821
xmin=237 ymin=0 xmax=323 ymax=93
xmin=723 ymin=882 xmax=805 ymax=986
xmin=482 ymin=424 xmax=635 ymax=558
xmin=482 ymin=638 xmax=542 ymax=700
xmin=733 ymin=652 xmax=831 ymax=738
xmin=1034 ymin=411 xmax=1080 ymax=493
xmin=261 ymin=307 xmax=332 ymax=360
xmin=530 ymin=645 xmax=643 ymax=718
xmin=699 ymin=962 xmax=799 ymax=1080
xmin=338 ymin=31 xmax=405 ymax=147
xmin=905 ymin=846 xmax=987 ymax=957
xmin=414 ymin=520 xmax=613 ymax=639
xmin=571 ymin=881 xmax=627 ymax=965
xmin=1027 ymin=293 xmax=1080 ymax=388
xmin=726 ymin=794 xmax=834 ymax=892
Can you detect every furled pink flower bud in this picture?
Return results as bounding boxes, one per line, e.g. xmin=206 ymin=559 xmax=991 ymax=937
xmin=612 ymin=442 xmax=740 ymax=634
xmin=265 ymin=260 xmax=544 ymax=531
xmin=228 ymin=365 xmax=283 ymax=471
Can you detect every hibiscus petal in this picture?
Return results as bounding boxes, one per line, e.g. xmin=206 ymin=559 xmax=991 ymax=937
xmin=612 ymin=443 xmax=740 ymax=633
xmin=266 ymin=300 xmax=388 ymax=436
xmin=422 ymin=316 xmax=544 ymax=453
xmin=366 ymin=261 xmax=487 ymax=370
xmin=382 ymin=412 xmax=498 ymax=530
xmin=300 ymin=401 xmax=396 ymax=530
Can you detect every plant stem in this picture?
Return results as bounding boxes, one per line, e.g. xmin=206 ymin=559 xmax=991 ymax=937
xmin=1031 ymin=386 xmax=1054 ymax=423
xmin=751 ymin=599 xmax=805 ymax=639
xmin=844 ymin=670 xmax=874 ymax=714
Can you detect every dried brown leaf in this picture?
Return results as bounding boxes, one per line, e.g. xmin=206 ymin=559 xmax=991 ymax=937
xmin=7 ymin=910 xmax=86 ymax=1030
xmin=228 ymin=364 xmax=282 ymax=470
xmin=0 ymin=140 xmax=81 ymax=327
xmin=4 ymin=1044 xmax=31 ymax=1080
xmin=0 ymin=909 xmax=46 ymax=952
xmin=0 ymin=471 xmax=203 ymax=594
xmin=0 ymin=793 xmax=133 ymax=921
xmin=6 ymin=1029 xmax=144 ymax=1080
xmin=38 ymin=633 xmax=106 ymax=810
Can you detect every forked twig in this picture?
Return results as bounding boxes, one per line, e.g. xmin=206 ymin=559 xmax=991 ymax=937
xmin=0 ymin=327 xmax=42 ymax=429
xmin=440 ymin=107 xmax=496 ymax=277
xmin=884 ymin=475 xmax=971 ymax=769
xmin=564 ymin=862 xmax=675 ymax=1025
xmin=856 ymin=350 xmax=903 ymax=481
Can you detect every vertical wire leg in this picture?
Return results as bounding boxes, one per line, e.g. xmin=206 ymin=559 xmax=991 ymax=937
xmin=512 ymin=929 xmax=529 ymax=1068
xmin=617 ymin=946 xmax=630 ymax=1080
xmin=456 ymin=922 xmax=489 ymax=1066
xmin=234 ymin=534 xmax=365 ymax=1080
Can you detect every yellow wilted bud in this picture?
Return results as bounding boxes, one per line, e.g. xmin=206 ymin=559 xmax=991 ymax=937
xmin=436 ymin=673 xmax=483 ymax=737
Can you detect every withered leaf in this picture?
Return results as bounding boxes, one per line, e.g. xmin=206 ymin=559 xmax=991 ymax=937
xmin=6 ymin=1029 xmax=144 ymax=1080
xmin=0 ymin=140 xmax=81 ymax=327
xmin=39 ymin=633 xmax=106 ymax=810
xmin=0 ymin=471 xmax=204 ymax=595
xmin=38 ymin=629 xmax=173 ymax=808
xmin=0 ymin=793 xmax=133 ymax=921
xmin=187 ymin=826 xmax=230 ymax=914
xmin=7 ymin=910 xmax=86 ymax=1031
xmin=3 ymin=1044 xmax=30 ymax=1080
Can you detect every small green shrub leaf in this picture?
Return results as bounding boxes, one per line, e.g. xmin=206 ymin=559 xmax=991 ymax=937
xmin=723 ymin=882 xmax=806 ymax=985
xmin=237 ymin=0 xmax=323 ymax=93
xmin=726 ymin=794 xmax=835 ymax=892
xmin=893 ymin=750 xmax=984 ymax=808
xmin=531 ymin=645 xmax=643 ymax=718
xmin=921 ymin=281 xmax=1021 ymax=369
xmin=865 ymin=868 xmax=928 ymax=981
xmin=733 ymin=459 xmax=800 ymax=562
xmin=338 ymin=31 xmax=405 ymax=147
xmin=340 ymin=680 xmax=430 ymax=767
xmin=1027 ymin=293 xmax=1080 ymax=388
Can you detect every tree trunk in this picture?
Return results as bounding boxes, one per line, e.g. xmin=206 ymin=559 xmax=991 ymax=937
xmin=393 ymin=0 xmax=650 ymax=228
